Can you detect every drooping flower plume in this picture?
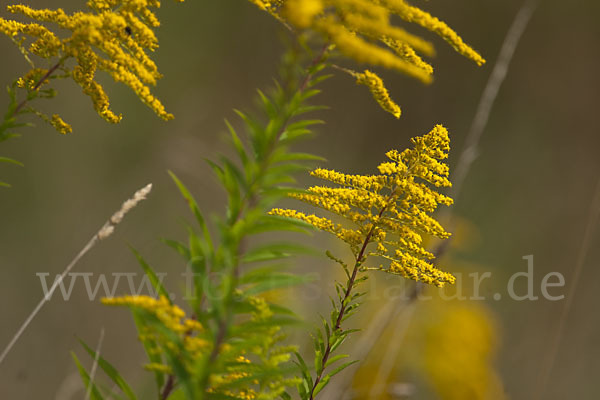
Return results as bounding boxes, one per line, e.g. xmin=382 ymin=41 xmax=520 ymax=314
xmin=251 ymin=0 xmax=485 ymax=118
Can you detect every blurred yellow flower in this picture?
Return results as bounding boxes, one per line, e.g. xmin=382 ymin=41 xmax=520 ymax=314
xmin=252 ymin=0 xmax=485 ymax=117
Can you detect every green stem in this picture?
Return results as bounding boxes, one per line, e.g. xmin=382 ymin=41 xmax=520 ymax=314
xmin=194 ymin=45 xmax=330 ymax=399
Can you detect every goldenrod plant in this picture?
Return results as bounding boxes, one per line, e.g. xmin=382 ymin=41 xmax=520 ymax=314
xmin=0 ymin=1 xmax=498 ymax=399
xmin=0 ymin=0 xmax=181 ymax=185
xmin=271 ymin=125 xmax=454 ymax=399
xmin=66 ymin=47 xmax=457 ymax=400
xmin=72 ymin=47 xmax=332 ymax=399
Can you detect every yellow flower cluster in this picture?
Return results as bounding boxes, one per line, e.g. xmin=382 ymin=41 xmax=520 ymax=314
xmin=0 ymin=0 xmax=181 ymax=131
xmin=50 ymin=114 xmax=72 ymax=134
xmin=16 ymin=68 xmax=49 ymax=90
xmin=102 ymin=295 xmax=200 ymax=334
xmin=270 ymin=124 xmax=455 ymax=287
xmin=209 ymin=358 xmax=258 ymax=400
xmin=422 ymin=302 xmax=506 ymax=400
xmin=355 ymin=70 xmax=401 ymax=118
xmin=102 ymin=295 xmax=211 ymax=376
xmin=250 ymin=0 xmax=484 ymax=117
xmin=103 ymin=294 xmax=292 ymax=397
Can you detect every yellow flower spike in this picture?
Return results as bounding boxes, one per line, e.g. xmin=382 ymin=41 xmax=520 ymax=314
xmin=144 ymin=363 xmax=173 ymax=374
xmin=20 ymin=68 xmax=50 ymax=89
xmin=334 ymin=0 xmax=390 ymax=23
xmin=383 ymin=37 xmax=434 ymax=75
xmin=0 ymin=18 xmax=25 ymax=37
xmin=379 ymin=0 xmax=486 ymax=66
xmin=251 ymin=0 xmax=484 ymax=118
xmin=272 ymin=125 xmax=456 ymax=287
xmin=310 ymin=168 xmax=387 ymax=191
xmin=50 ymin=114 xmax=72 ymax=134
xmin=315 ymin=18 xmax=433 ymax=83
xmin=21 ymin=23 xmax=63 ymax=58
xmin=102 ymin=295 xmax=190 ymax=333
xmin=341 ymin=13 xmax=434 ymax=57
xmin=355 ymin=69 xmax=402 ymax=119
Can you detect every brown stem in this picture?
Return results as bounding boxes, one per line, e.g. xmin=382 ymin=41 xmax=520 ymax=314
xmin=308 ymin=207 xmax=386 ymax=400
xmin=160 ymin=314 xmax=197 ymax=400
xmin=160 ymin=375 xmax=175 ymax=400
xmin=11 ymin=60 xmax=63 ymax=117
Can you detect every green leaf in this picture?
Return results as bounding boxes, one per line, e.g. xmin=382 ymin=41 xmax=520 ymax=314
xmin=242 ymin=273 xmax=311 ymax=295
xmin=312 ymin=376 xmax=329 ymax=397
xmin=279 ymin=127 xmax=314 ymax=144
xmin=132 ymin=312 xmax=165 ymax=393
xmin=314 ymin=348 xmax=323 ymax=374
xmin=272 ymin=152 xmax=325 ymax=164
xmin=0 ymin=156 xmax=23 ymax=166
xmin=242 ymin=242 xmax=316 ymax=263
xmin=128 ymin=246 xmax=170 ymax=302
xmin=244 ymin=215 xmax=314 ymax=235
xmin=326 ymin=359 xmax=359 ymax=379
xmin=324 ymin=354 xmax=348 ymax=368
xmin=234 ymin=109 xmax=266 ymax=156
xmin=219 ymin=156 xmax=247 ymax=192
xmin=161 ymin=238 xmax=191 ymax=261
xmin=257 ymin=89 xmax=277 ymax=118
xmin=206 ymin=158 xmax=241 ymax=219
xmin=225 ymin=119 xmax=249 ymax=170
xmin=311 ymin=361 xmax=360 ymax=397
xmin=168 ymin=171 xmax=213 ymax=248
xmin=71 ymin=352 xmax=104 ymax=400
xmin=294 ymin=351 xmax=313 ymax=390
xmin=281 ymin=392 xmax=292 ymax=400
xmin=78 ymin=339 xmax=137 ymax=400
xmin=292 ymin=104 xmax=328 ymax=117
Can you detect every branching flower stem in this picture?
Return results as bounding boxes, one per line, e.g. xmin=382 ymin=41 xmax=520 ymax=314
xmin=11 ymin=57 xmax=66 ymax=117
xmin=308 ymin=205 xmax=387 ymax=400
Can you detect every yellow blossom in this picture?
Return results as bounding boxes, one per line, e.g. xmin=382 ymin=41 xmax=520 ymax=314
xmin=379 ymin=0 xmax=486 ymax=66
xmin=102 ymin=295 xmax=194 ymax=333
xmin=383 ymin=37 xmax=433 ymax=75
xmin=144 ymin=362 xmax=172 ymax=374
xmin=272 ymin=124 xmax=456 ymax=287
xmin=250 ymin=0 xmax=484 ymax=117
xmin=0 ymin=0 xmax=181 ymax=129
xmin=253 ymin=0 xmax=485 ymax=72
xmin=355 ymin=69 xmax=402 ymax=118
xmin=282 ymin=0 xmax=324 ymax=28
xmin=50 ymin=114 xmax=72 ymax=134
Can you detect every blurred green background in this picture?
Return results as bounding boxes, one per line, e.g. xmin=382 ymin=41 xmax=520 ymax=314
xmin=1 ymin=0 xmax=599 ymax=398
